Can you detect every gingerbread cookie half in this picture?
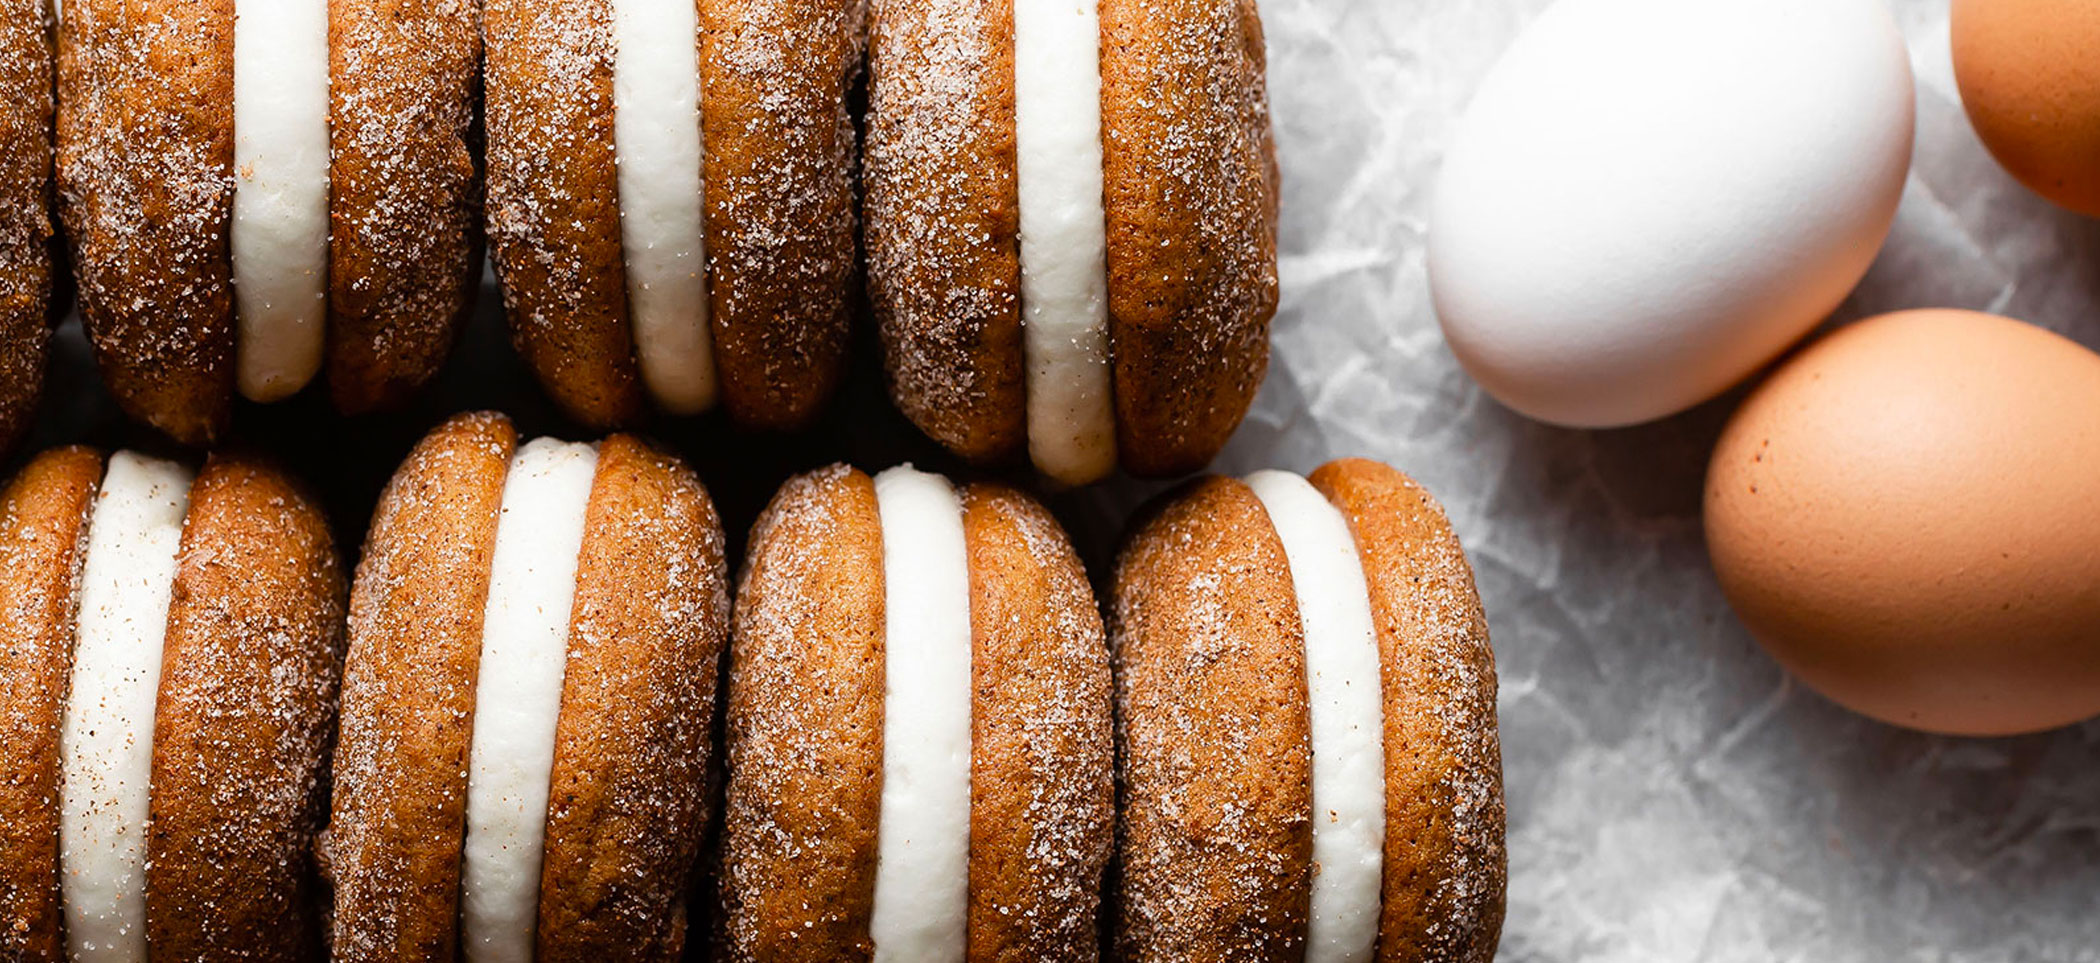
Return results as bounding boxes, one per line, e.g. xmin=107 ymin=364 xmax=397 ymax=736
xmin=866 ymin=0 xmax=1278 ymax=485
xmin=0 ymin=447 xmax=344 ymax=962
xmin=54 ymin=0 xmax=480 ymax=442
xmin=719 ymin=464 xmax=1114 ymax=960
xmin=0 ymin=0 xmax=55 ymax=457
xmin=483 ymin=0 xmax=862 ymax=431
xmin=327 ymin=412 xmax=728 ymax=961
xmin=1112 ymin=458 xmax=1506 ymax=962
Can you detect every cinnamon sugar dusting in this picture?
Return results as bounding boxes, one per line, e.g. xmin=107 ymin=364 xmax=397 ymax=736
xmin=56 ymin=0 xmax=237 ymax=443
xmin=327 ymin=0 xmax=483 ymax=412
xmin=1099 ymin=0 xmax=1278 ymax=475
xmin=145 ymin=454 xmax=344 ymax=957
xmin=960 ymin=484 xmax=1113 ymax=961
xmin=0 ymin=0 xmax=53 ymax=453
xmin=865 ymin=0 xmax=1024 ymax=459
xmin=0 ymin=449 xmax=98 ymax=962
xmin=718 ymin=465 xmax=885 ymax=960
xmin=483 ymin=0 xmax=642 ymax=427
xmin=535 ymin=436 xmax=729 ymax=957
xmin=330 ymin=413 xmax=514 ymax=961
xmin=1110 ymin=477 xmax=1313 ymax=961
xmin=699 ymin=0 xmax=863 ymax=427
xmin=1309 ymin=460 xmax=1506 ymax=963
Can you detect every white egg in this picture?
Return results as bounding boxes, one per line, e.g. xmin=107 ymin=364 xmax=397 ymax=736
xmin=1428 ymin=0 xmax=1914 ymax=428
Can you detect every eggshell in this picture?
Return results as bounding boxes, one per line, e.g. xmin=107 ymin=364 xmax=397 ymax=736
xmin=1952 ymin=0 xmax=2100 ymax=217
xmin=1705 ymin=309 xmax=2100 ymax=736
xmin=1429 ymin=0 xmax=1915 ymax=428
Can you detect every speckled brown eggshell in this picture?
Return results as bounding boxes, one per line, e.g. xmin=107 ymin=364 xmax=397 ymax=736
xmin=1953 ymin=0 xmax=2100 ymax=217
xmin=1706 ymin=309 xmax=2100 ymax=736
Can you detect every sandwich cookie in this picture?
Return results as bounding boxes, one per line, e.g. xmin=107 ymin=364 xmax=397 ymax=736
xmin=1111 ymin=459 xmax=1506 ymax=962
xmin=865 ymin=0 xmax=1279 ymax=485
xmin=327 ymin=412 xmax=729 ymax=961
xmin=719 ymin=464 xmax=1113 ymax=960
xmin=0 ymin=0 xmax=55 ymax=457
xmin=54 ymin=0 xmax=481 ymax=443
xmin=0 ymin=447 xmax=345 ymax=961
xmin=483 ymin=0 xmax=862 ymax=431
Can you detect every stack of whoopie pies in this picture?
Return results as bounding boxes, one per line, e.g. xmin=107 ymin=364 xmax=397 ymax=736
xmin=55 ymin=0 xmax=481 ymax=442
xmin=0 ymin=0 xmax=1513 ymax=957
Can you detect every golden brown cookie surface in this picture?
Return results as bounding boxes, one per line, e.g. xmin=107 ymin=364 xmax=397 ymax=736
xmin=960 ymin=482 xmax=1112 ymax=962
xmin=866 ymin=0 xmax=1024 ymax=462
xmin=327 ymin=0 xmax=483 ymax=414
xmin=1111 ymin=476 xmax=1312 ymax=962
xmin=484 ymin=0 xmax=642 ymax=429
xmin=145 ymin=454 xmax=344 ymax=960
xmin=56 ymin=0 xmax=237 ymax=445
xmin=328 ymin=412 xmax=516 ymax=962
xmin=1100 ymin=0 xmax=1279 ymax=477
xmin=0 ymin=448 xmax=100 ymax=963
xmin=1310 ymin=459 xmax=1505 ymax=963
xmin=537 ymin=435 xmax=729 ymax=960
xmin=0 ymin=0 xmax=54 ymax=456
xmin=718 ymin=465 xmax=886 ymax=961
xmin=701 ymin=0 xmax=863 ymax=430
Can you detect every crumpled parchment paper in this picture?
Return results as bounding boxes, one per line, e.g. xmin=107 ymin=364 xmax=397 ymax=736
xmin=1187 ymin=0 xmax=2100 ymax=960
xmin=20 ymin=1 xmax=2098 ymax=960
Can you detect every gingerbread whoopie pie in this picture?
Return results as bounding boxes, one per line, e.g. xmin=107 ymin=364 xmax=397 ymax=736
xmin=0 ymin=447 xmax=344 ymax=961
xmin=1112 ymin=458 xmax=1506 ymax=962
xmin=719 ymin=464 xmax=1113 ymax=960
xmin=865 ymin=0 xmax=1279 ymax=486
xmin=55 ymin=0 xmax=481 ymax=442
xmin=483 ymin=0 xmax=862 ymax=431
xmin=326 ymin=412 xmax=728 ymax=961
xmin=0 ymin=0 xmax=55 ymax=457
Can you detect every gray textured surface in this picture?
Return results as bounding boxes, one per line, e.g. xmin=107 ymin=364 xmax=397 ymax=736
xmin=1200 ymin=0 xmax=2100 ymax=959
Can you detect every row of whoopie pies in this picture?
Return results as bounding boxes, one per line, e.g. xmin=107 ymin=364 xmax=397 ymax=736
xmin=0 ymin=412 xmax=1506 ymax=962
xmin=0 ymin=0 xmax=1277 ymax=488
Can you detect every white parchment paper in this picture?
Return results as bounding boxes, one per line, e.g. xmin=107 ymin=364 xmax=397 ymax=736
xmin=1176 ymin=0 xmax=2100 ymax=959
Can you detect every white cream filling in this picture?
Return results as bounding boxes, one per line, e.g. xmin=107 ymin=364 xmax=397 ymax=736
xmin=1244 ymin=470 xmax=1387 ymax=963
xmin=231 ymin=0 xmax=331 ymax=403
xmin=869 ymin=466 xmax=973 ymax=963
xmin=1013 ymin=0 xmax=1116 ymax=486
xmin=59 ymin=453 xmax=194 ymax=963
xmin=460 ymin=439 xmax=600 ymax=963
xmin=611 ymin=0 xmax=716 ymax=415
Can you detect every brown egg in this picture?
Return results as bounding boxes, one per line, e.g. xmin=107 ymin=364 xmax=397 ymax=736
xmin=1705 ymin=309 xmax=2100 ymax=736
xmin=1953 ymin=0 xmax=2100 ymax=217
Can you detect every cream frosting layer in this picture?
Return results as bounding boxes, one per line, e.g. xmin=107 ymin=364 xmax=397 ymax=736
xmin=1013 ymin=0 xmax=1116 ymax=485
xmin=611 ymin=0 xmax=717 ymax=414
xmin=231 ymin=0 xmax=331 ymax=403
xmin=59 ymin=453 xmax=195 ymax=963
xmin=1245 ymin=470 xmax=1388 ymax=963
xmin=461 ymin=439 xmax=600 ymax=963
xmin=868 ymin=465 xmax=973 ymax=963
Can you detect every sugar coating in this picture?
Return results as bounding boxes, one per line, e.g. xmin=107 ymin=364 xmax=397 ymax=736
xmin=461 ymin=439 xmax=599 ymax=963
xmin=59 ymin=452 xmax=193 ymax=963
xmin=1245 ymin=470 xmax=1386 ymax=963
xmin=870 ymin=465 xmax=972 ymax=963
xmin=611 ymin=0 xmax=715 ymax=414
xmin=1013 ymin=0 xmax=1114 ymax=485
xmin=231 ymin=0 xmax=329 ymax=402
